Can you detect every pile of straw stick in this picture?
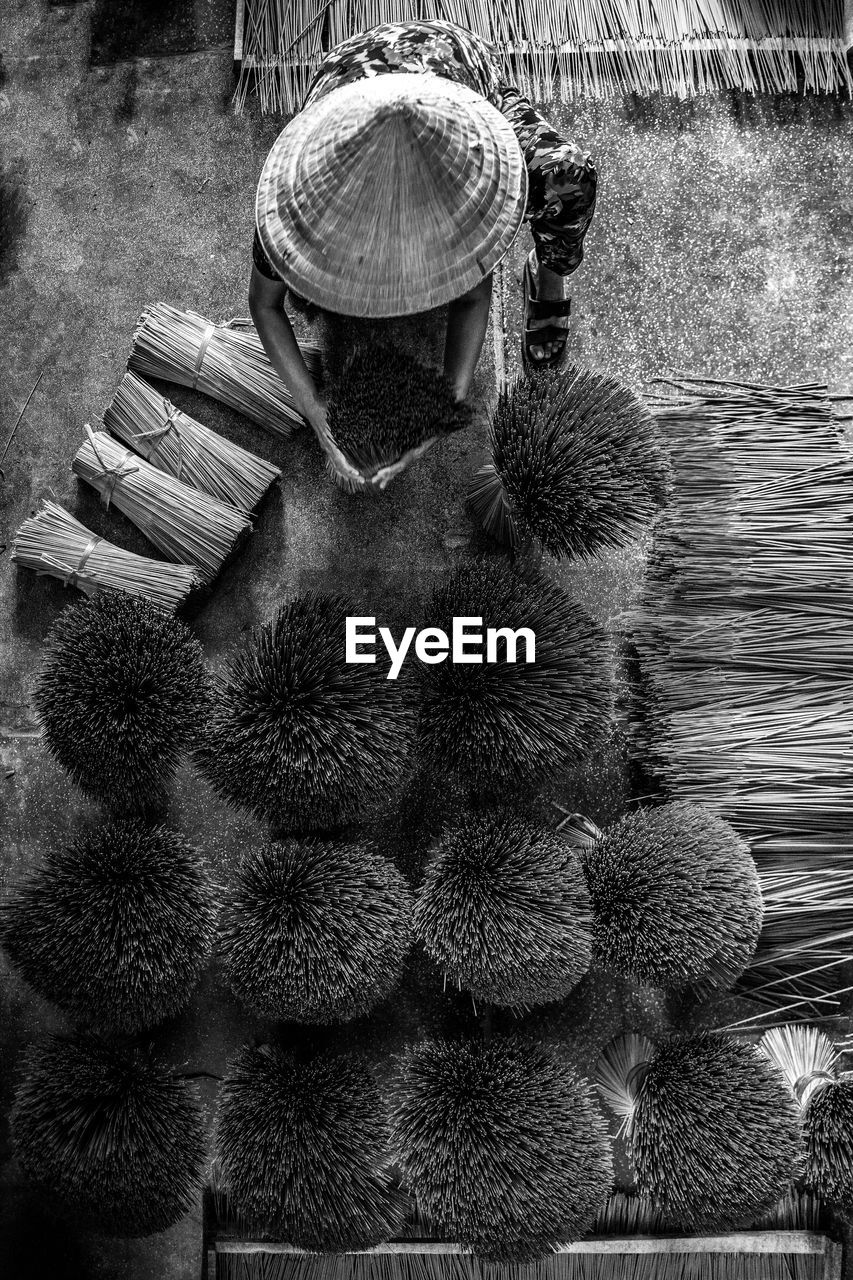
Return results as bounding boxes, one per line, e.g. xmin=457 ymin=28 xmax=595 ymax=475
xmin=234 ymin=0 xmax=851 ymax=114
xmin=104 ymin=371 xmax=282 ymax=514
xmin=72 ymin=427 xmax=252 ymax=585
xmin=11 ymin=500 xmax=200 ymax=612
xmin=626 ymin=376 xmax=853 ymax=1022
xmin=128 ymin=304 xmax=322 ymax=441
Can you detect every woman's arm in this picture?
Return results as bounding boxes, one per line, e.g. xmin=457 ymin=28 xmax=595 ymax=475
xmin=248 ymin=267 xmax=364 ymax=487
xmin=248 ymin=268 xmax=324 ymax=422
xmin=443 ymin=272 xmax=493 ymax=402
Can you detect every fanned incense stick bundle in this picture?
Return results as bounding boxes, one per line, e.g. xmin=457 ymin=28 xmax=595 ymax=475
xmin=32 ymin=592 xmax=209 ymax=815
xmin=11 ymin=500 xmax=200 ymax=612
xmin=222 ymin=837 xmax=412 ymax=1023
xmin=128 ymin=304 xmax=322 ymax=440
xmin=625 ymin=376 xmax=853 ymax=1021
xmin=594 ymin=1032 xmax=803 ymax=1233
xmin=215 ymin=1044 xmax=407 ymax=1248
xmin=416 ymin=559 xmax=615 ymax=790
xmin=468 ymin=366 xmax=671 ymax=558
xmin=234 ymin=0 xmax=851 ymax=114
xmin=391 ymin=1037 xmax=613 ymax=1261
xmin=761 ymin=1025 xmax=853 ymax=1208
xmin=72 ymin=427 xmax=252 ymax=585
xmin=11 ymin=1034 xmax=206 ymax=1237
xmin=104 ymin=371 xmax=282 ymax=513
xmin=413 ymin=809 xmax=593 ymax=1008
xmin=581 ymin=801 xmax=764 ymax=993
xmin=0 ymin=820 xmax=219 ymax=1033
xmin=195 ymin=594 xmax=414 ymax=832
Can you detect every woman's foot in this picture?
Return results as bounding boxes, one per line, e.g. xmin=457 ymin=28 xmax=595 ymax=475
xmin=523 ymin=250 xmax=571 ymax=369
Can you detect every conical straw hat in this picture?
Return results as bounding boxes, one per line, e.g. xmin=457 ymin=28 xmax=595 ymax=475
xmin=255 ymin=73 xmax=528 ymax=318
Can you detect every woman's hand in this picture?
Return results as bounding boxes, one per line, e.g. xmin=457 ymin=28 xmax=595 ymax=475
xmin=369 ymin=436 xmax=439 ymax=492
xmin=248 ymin=273 xmax=365 ymax=489
xmin=307 ymin=395 xmax=366 ymax=490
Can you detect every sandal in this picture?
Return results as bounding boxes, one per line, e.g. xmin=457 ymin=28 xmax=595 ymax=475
xmin=522 ymin=250 xmax=571 ymax=373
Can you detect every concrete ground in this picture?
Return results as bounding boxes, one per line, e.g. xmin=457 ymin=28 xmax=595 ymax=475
xmin=1 ymin=1 xmax=852 ymax=1278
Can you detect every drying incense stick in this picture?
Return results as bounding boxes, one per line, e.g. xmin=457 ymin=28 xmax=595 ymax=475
xmin=758 ymin=1189 xmax=825 ymax=1231
xmin=626 ymin=377 xmax=852 ymax=1021
xmin=72 ymin=427 xmax=252 ymax=585
xmin=730 ymin=866 xmax=853 ymax=1024
xmin=233 ymin=0 xmax=852 ymax=113
xmin=593 ymin=1191 xmax=668 ymax=1236
xmin=11 ymin=500 xmax=200 ymax=612
xmin=104 ymin=371 xmax=282 ymax=514
xmin=128 ymin=304 xmax=322 ymax=441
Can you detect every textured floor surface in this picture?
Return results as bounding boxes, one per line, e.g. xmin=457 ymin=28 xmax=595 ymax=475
xmin=1 ymin=1 xmax=852 ymax=1276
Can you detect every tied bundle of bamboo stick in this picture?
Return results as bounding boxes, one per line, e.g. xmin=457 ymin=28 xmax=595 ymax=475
xmin=625 ymin=375 xmax=853 ymax=1022
xmin=72 ymin=427 xmax=252 ymax=585
xmin=233 ymin=0 xmax=852 ymax=115
xmin=104 ymin=371 xmax=282 ymax=514
xmin=128 ymin=304 xmax=322 ymax=441
xmin=11 ymin=500 xmax=200 ymax=612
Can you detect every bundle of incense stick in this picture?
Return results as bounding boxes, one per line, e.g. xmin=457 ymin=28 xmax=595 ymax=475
xmin=10 ymin=500 xmax=200 ymax=612
xmin=72 ymin=427 xmax=252 ymax=585
xmin=104 ymin=371 xmax=282 ymax=514
xmin=234 ymin=0 xmax=851 ymax=114
xmin=625 ymin=376 xmax=853 ymax=1021
xmin=128 ymin=304 xmax=322 ymax=441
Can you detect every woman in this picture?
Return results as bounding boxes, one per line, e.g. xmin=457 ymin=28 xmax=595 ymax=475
xmin=249 ymin=19 xmax=597 ymax=490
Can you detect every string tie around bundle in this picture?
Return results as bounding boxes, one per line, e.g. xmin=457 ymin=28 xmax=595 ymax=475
xmin=608 ymin=1059 xmax=653 ymax=1138
xmin=794 ymin=1069 xmax=837 ymax=1107
xmin=36 ymin=532 xmax=103 ymax=595
xmin=191 ymin=323 xmax=217 ymax=390
xmin=84 ymin=423 xmax=140 ymax=510
xmin=133 ymin=400 xmax=185 ymax=481
xmin=625 ymin=1060 xmax=652 ymax=1098
xmin=557 ymin=811 xmax=602 ymax=848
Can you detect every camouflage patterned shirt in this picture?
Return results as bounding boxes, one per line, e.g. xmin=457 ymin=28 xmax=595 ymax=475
xmin=302 ymin=19 xmax=504 ymax=109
